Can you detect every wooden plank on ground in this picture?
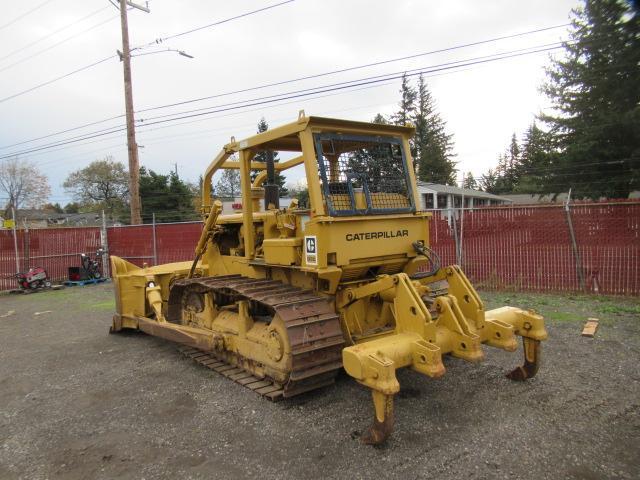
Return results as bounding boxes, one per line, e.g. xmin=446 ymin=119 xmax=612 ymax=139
xmin=582 ymin=318 xmax=599 ymax=337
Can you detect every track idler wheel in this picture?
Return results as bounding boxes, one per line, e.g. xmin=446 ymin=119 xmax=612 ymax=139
xmin=507 ymin=337 xmax=541 ymax=381
xmin=361 ymin=391 xmax=394 ymax=445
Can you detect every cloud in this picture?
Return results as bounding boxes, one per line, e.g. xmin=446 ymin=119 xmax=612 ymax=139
xmin=0 ymin=0 xmax=578 ymax=203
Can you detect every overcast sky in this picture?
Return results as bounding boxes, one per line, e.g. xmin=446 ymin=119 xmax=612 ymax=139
xmin=0 ymin=0 xmax=580 ymax=205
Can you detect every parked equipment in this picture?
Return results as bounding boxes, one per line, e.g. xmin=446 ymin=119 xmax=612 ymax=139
xmin=81 ymin=248 xmax=104 ymax=279
xmin=69 ymin=249 xmax=104 ymax=281
xmin=110 ymin=114 xmax=547 ymax=444
xmin=15 ymin=267 xmax=51 ymax=290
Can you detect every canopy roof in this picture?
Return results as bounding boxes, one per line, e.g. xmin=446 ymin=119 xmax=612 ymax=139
xmin=223 ymin=114 xmax=416 ymax=153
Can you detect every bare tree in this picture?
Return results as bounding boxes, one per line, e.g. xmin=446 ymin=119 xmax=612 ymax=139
xmin=0 ymin=156 xmax=51 ymax=213
xmin=215 ymin=169 xmax=241 ymax=199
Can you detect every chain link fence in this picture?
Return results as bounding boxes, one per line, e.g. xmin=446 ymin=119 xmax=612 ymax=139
xmin=431 ymin=201 xmax=639 ymax=294
xmin=1 ymin=201 xmax=638 ymax=294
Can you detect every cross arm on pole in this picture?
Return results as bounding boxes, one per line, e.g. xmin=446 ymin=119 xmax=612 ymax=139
xmin=126 ymin=1 xmax=150 ymax=13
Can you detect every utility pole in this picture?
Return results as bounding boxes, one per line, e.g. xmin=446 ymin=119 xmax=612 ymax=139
xmin=118 ymin=0 xmax=149 ymax=225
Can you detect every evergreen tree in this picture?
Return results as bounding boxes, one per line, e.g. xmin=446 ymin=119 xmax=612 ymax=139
xmin=372 ymin=113 xmax=389 ymax=124
xmin=490 ymin=154 xmax=510 ymax=194
xmin=479 ymin=169 xmax=499 ymax=193
xmin=540 ymin=0 xmax=640 ymax=199
xmin=252 ymin=117 xmax=288 ymax=197
xmin=491 ymin=134 xmax=522 ymax=193
xmin=479 ymin=123 xmax=559 ymax=196
xmin=391 ymin=73 xmax=417 ymax=127
xmin=506 ymin=133 xmax=520 ymax=187
xmin=371 ymin=76 xmax=456 ymax=185
xmin=514 ymin=122 xmax=557 ymax=194
xmin=139 ymin=167 xmax=197 ymax=223
xmin=167 ymin=171 xmax=196 ymax=220
xmin=462 ymin=172 xmax=478 ymax=190
xmin=413 ymin=74 xmax=456 ymax=185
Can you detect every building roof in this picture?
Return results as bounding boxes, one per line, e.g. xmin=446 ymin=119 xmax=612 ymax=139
xmin=499 ymin=193 xmax=569 ymax=205
xmin=13 ymin=209 xmax=112 ymax=226
xmin=502 ymin=191 xmax=640 ymax=204
xmin=416 ymin=182 xmax=513 ymax=202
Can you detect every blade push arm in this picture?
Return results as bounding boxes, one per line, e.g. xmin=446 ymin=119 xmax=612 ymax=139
xmin=188 ymin=200 xmax=223 ymax=278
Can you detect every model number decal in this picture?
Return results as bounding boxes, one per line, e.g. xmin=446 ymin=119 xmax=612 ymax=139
xmin=305 ymin=235 xmax=317 ymax=265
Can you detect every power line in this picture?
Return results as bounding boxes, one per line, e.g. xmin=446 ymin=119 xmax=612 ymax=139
xmin=16 ymin=46 xmax=632 ymax=166
xmin=138 ymin=42 xmax=563 ymax=124
xmin=0 ymin=43 xmax=562 ymax=159
xmin=9 ymin=46 xmax=541 ymax=154
xmin=136 ymin=23 xmax=570 ymax=114
xmin=139 ymin=0 xmax=296 ymax=47
xmin=0 ymin=55 xmax=116 ymax=104
xmin=0 ymin=0 xmax=57 ymax=31
xmin=0 ymin=6 xmax=110 ymax=64
xmin=3 ymin=80 xmax=392 ymax=160
xmin=0 ymin=113 xmax=126 ymax=151
xmin=0 ymin=1 xmax=299 ymax=107
xmin=0 ymin=14 xmax=119 ymax=74
xmin=1 ymin=23 xmax=571 ymax=149
xmin=32 ymin=80 xmax=399 ymax=166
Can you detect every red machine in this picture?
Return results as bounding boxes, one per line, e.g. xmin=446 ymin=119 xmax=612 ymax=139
xmin=15 ymin=267 xmax=51 ymax=290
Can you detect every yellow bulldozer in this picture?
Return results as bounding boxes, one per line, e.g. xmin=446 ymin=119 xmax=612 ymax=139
xmin=110 ymin=113 xmax=547 ymax=444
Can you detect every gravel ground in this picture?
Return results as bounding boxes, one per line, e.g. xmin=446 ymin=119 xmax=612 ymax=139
xmin=0 ymin=283 xmax=638 ymax=480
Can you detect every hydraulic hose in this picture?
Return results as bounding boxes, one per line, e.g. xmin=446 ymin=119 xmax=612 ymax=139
xmin=410 ymin=241 xmax=441 ymax=279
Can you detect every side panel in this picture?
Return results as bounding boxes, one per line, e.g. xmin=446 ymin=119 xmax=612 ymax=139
xmin=302 ymin=215 xmax=429 ymax=269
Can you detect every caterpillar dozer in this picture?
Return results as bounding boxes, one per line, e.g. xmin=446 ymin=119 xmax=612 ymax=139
xmin=110 ymin=112 xmax=547 ymax=444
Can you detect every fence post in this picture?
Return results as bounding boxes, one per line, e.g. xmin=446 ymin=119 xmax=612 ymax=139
xmin=101 ymin=210 xmax=110 ymax=278
xmin=459 ymin=204 xmax=465 ymax=268
xmin=565 ymin=193 xmax=585 ymax=291
xmin=152 ymin=212 xmax=158 ymax=266
xmin=11 ymin=207 xmax=19 ymax=273
xmin=23 ymin=222 xmax=30 ymax=269
xmin=452 ymin=209 xmax=460 ymax=265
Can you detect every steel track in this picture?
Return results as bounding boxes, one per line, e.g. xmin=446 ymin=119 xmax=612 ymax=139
xmin=169 ymin=275 xmax=345 ymax=400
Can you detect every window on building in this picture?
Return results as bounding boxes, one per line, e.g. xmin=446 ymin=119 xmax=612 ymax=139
xmin=424 ymin=194 xmax=434 ymax=209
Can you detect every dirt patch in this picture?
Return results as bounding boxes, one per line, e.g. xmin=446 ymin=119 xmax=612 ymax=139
xmin=0 ymin=284 xmax=638 ymax=479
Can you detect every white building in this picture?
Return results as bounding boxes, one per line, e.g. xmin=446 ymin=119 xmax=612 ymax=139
xmin=416 ymin=182 xmax=512 ymax=222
